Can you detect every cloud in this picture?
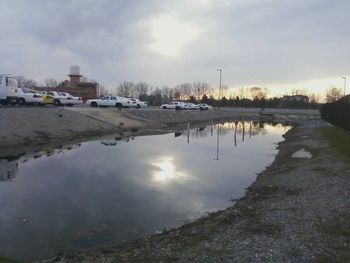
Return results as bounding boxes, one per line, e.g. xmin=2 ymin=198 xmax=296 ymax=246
xmin=0 ymin=0 xmax=349 ymax=94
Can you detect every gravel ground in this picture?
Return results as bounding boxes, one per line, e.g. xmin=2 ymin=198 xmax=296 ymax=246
xmin=37 ymin=119 xmax=350 ymax=263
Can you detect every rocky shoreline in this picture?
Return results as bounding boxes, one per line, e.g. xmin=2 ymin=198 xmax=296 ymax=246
xmin=35 ymin=118 xmax=350 ymax=263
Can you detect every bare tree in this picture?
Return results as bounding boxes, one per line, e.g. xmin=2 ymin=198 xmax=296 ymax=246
xmin=174 ymin=83 xmax=192 ymax=100
xmin=16 ymin=76 xmax=37 ymax=88
xmin=135 ymin=81 xmax=150 ymax=99
xmin=162 ymin=86 xmax=174 ymax=102
xmin=308 ymin=93 xmax=321 ymax=104
xmin=220 ymin=85 xmax=229 ymax=99
xmin=99 ymin=85 xmax=109 ymax=97
xmin=45 ymin=78 xmax=58 ymax=87
xmin=116 ymin=82 xmax=135 ymax=97
xmin=250 ymin=87 xmax=269 ymax=100
xmin=237 ymin=87 xmax=248 ymax=100
xmin=193 ymin=81 xmax=210 ymax=100
xmin=151 ymin=87 xmax=163 ymax=105
xmin=326 ymin=87 xmax=343 ymax=103
xmin=173 ymin=86 xmax=183 ymax=100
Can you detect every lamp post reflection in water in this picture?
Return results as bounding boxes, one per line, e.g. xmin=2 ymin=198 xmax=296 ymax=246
xmin=234 ymin=122 xmax=237 ymax=147
xmin=214 ymin=123 xmax=220 ymax=160
xmin=187 ymin=123 xmax=190 ymax=143
xmin=249 ymin=122 xmax=252 ymax=138
xmin=242 ymin=121 xmax=245 ymax=142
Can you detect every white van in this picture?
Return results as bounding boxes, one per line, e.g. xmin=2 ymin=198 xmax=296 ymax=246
xmin=0 ymin=75 xmax=18 ymax=105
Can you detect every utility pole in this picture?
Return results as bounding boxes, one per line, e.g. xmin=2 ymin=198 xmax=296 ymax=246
xmin=342 ymin=77 xmax=347 ymax=97
xmin=217 ymin=69 xmax=222 ymax=110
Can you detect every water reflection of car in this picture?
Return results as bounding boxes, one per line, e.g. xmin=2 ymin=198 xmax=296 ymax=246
xmin=101 ymin=141 xmax=117 ymax=146
xmin=160 ymin=101 xmax=185 ymax=110
xmin=198 ymin=103 xmax=212 ymax=110
xmin=100 ymin=137 xmax=133 ymax=146
xmin=0 ymin=158 xmax=18 ymax=181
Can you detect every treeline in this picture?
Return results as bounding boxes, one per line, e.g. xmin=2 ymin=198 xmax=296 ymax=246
xmin=15 ymin=75 xmax=322 ymax=109
xmin=108 ymin=81 xmax=212 ymax=103
xmin=321 ymin=98 xmax=350 ymax=131
xmin=108 ymin=81 xmax=319 ymax=109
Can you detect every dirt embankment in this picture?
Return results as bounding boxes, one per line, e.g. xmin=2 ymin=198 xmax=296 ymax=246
xmin=39 ymin=119 xmax=350 ymax=263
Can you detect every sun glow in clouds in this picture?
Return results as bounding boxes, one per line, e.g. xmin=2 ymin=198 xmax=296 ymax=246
xmin=150 ymin=14 xmax=200 ymax=57
xmin=151 ymin=157 xmax=187 ymax=183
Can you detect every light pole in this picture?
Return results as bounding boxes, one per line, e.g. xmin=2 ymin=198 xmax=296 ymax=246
xmin=342 ymin=76 xmax=347 ymax=97
xmin=217 ymin=69 xmax=222 ymax=110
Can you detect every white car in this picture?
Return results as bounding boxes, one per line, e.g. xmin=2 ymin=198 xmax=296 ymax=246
xmin=42 ymin=91 xmax=82 ymax=106
xmin=57 ymin=92 xmax=83 ymax=106
xmin=15 ymin=88 xmax=43 ymax=105
xmin=184 ymin=102 xmax=200 ymax=110
xmin=128 ymin=98 xmax=147 ymax=108
xmin=160 ymin=101 xmax=186 ymax=110
xmin=86 ymin=96 xmax=136 ymax=108
xmin=198 ymin=103 xmax=212 ymax=110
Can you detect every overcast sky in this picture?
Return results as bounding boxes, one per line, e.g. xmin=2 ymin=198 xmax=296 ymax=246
xmin=0 ymin=0 xmax=349 ymax=96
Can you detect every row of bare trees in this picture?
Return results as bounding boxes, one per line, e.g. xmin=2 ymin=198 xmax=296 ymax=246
xmin=112 ymin=81 xmax=212 ymax=102
xmin=14 ymin=76 xmax=95 ymax=89
xmin=14 ymin=75 xmax=346 ymax=105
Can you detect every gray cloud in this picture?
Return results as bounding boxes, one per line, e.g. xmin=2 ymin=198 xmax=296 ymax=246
xmin=0 ymin=0 xmax=349 ymax=93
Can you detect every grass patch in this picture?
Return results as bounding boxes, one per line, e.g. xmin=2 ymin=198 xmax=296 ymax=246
xmin=315 ymin=212 xmax=350 ymax=263
xmin=319 ymin=127 xmax=350 ymax=161
xmin=0 ymin=256 xmax=18 ymax=263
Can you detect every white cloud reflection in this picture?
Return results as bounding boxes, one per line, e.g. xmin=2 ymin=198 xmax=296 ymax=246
xmin=151 ymin=157 xmax=188 ymax=184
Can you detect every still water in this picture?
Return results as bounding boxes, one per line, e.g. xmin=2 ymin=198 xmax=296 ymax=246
xmin=0 ymin=122 xmax=290 ymax=260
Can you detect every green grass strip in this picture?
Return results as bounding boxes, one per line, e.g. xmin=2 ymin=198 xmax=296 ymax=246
xmin=319 ymin=127 xmax=350 ymax=161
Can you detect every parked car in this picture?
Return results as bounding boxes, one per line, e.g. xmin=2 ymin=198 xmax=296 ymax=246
xmin=0 ymin=75 xmax=18 ymax=105
xmin=15 ymin=88 xmax=43 ymax=105
xmin=40 ymin=91 xmax=81 ymax=106
xmin=41 ymin=91 xmax=63 ymax=106
xmin=38 ymin=92 xmax=55 ymax=105
xmin=57 ymin=92 xmax=83 ymax=106
xmin=184 ymin=102 xmax=200 ymax=110
xmin=128 ymin=98 xmax=147 ymax=108
xmin=86 ymin=96 xmax=136 ymax=108
xmin=160 ymin=101 xmax=186 ymax=110
xmin=198 ymin=103 xmax=212 ymax=110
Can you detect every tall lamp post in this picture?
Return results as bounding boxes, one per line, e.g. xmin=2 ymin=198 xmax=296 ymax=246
xmin=342 ymin=76 xmax=347 ymax=97
xmin=217 ymin=69 xmax=222 ymax=110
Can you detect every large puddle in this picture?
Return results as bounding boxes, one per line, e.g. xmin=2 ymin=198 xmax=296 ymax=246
xmin=0 ymin=121 xmax=290 ymax=260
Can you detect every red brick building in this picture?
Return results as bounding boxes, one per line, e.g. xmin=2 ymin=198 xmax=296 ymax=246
xmin=35 ymin=66 xmax=100 ymax=101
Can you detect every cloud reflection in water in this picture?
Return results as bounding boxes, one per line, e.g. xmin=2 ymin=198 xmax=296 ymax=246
xmin=151 ymin=157 xmax=188 ymax=184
